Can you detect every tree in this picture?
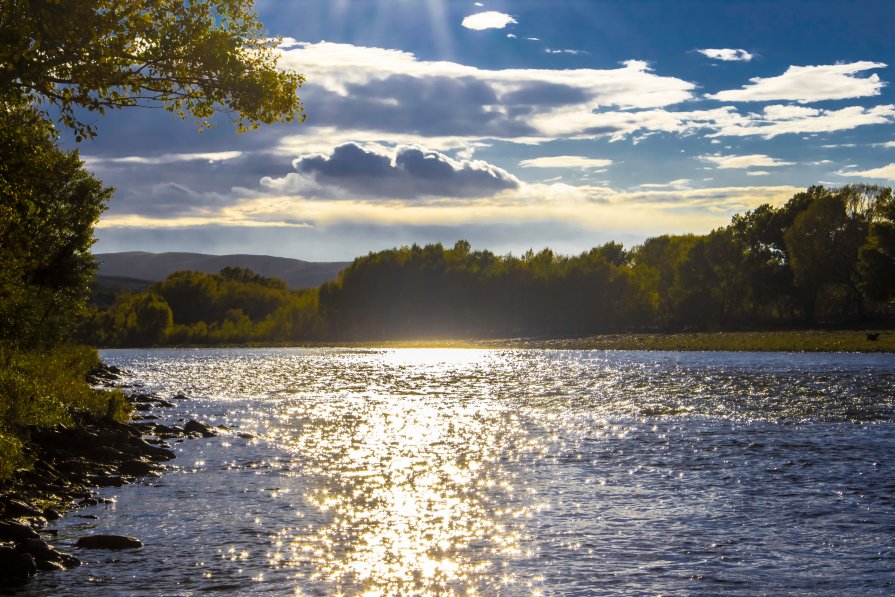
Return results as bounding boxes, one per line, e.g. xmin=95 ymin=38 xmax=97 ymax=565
xmin=113 ymin=292 xmax=173 ymax=346
xmin=0 ymin=100 xmax=111 ymax=347
xmin=859 ymin=187 xmax=895 ymax=302
xmin=785 ymin=189 xmax=867 ymax=321
xmin=0 ymin=0 xmax=304 ymax=139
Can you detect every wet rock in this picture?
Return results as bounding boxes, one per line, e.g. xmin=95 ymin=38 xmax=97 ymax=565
xmin=172 ymin=392 xmax=189 ymax=400
xmin=117 ymin=459 xmax=156 ymax=477
xmin=156 ymin=399 xmax=175 ymax=408
xmin=237 ymin=432 xmax=255 ymax=440
xmin=15 ymin=538 xmax=79 ymax=569
xmin=42 ymin=508 xmax=61 ymax=521
xmin=76 ymin=535 xmax=143 ymax=550
xmin=0 ymin=521 xmax=40 ymax=542
xmin=0 ymin=545 xmax=37 ymax=586
xmin=184 ymin=420 xmax=217 ymax=438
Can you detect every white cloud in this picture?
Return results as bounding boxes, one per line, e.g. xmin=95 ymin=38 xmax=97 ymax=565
xmin=838 ymin=162 xmax=895 ymax=181
xmin=279 ymin=42 xmax=694 ymax=110
xmin=638 ymin=179 xmax=691 ymax=190
xmin=519 ymin=156 xmax=613 ymax=170
xmin=747 ymin=171 xmax=770 ymax=176
xmin=506 ymin=33 xmax=517 ymax=39
xmin=713 ymin=104 xmax=895 ymax=138
xmin=272 ymin=43 xmax=894 ymax=146
xmin=461 ymin=11 xmax=517 ymax=30
xmin=545 ymin=48 xmax=587 ymax=56
xmin=699 ymin=153 xmax=795 ymax=169
xmin=697 ymin=48 xmax=753 ymax=62
xmin=84 ymin=151 xmax=243 ymax=166
xmin=708 ymin=61 xmax=887 ymax=103
xmin=873 ymin=141 xmax=895 ymax=148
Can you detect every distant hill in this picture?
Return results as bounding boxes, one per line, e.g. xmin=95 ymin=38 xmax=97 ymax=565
xmin=95 ymin=252 xmax=350 ymax=289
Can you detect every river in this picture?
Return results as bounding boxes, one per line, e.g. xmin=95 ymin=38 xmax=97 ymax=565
xmin=23 ymin=348 xmax=895 ymax=595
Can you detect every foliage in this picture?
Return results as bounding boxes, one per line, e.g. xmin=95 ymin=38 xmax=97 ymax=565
xmin=80 ymin=267 xmax=322 ymax=346
xmin=0 ymin=345 xmax=130 ymax=480
xmin=81 ymin=184 xmax=895 ymax=346
xmin=0 ymin=100 xmax=110 ymax=348
xmin=858 ymin=187 xmax=895 ymax=301
xmin=0 ymin=0 xmax=304 ymax=139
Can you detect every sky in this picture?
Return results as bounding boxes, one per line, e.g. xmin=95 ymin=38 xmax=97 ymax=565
xmin=71 ymin=0 xmax=895 ymax=261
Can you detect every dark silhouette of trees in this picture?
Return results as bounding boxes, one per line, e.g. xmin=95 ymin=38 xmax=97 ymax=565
xmin=81 ymin=184 xmax=895 ymax=346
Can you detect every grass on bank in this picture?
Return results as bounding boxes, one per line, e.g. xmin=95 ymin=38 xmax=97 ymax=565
xmin=0 ymin=345 xmax=130 ymax=481
xmin=340 ymin=329 xmax=895 ymax=352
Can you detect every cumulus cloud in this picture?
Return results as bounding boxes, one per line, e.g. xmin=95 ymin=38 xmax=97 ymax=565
xmin=262 ymin=143 xmax=520 ymax=199
xmin=838 ymin=162 xmax=895 ymax=180
xmin=697 ymin=48 xmax=753 ymax=62
xmin=519 ymin=156 xmax=613 ymax=170
xmin=462 ymin=11 xmax=517 ymax=30
xmin=699 ymin=153 xmax=795 ymax=169
xmin=708 ymin=61 xmax=887 ymax=103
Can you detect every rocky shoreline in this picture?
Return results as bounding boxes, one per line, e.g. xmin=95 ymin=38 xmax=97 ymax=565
xmin=0 ymin=364 xmax=222 ymax=589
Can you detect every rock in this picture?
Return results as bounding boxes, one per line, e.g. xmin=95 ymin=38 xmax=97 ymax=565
xmin=156 ymin=399 xmax=175 ymax=408
xmin=172 ymin=392 xmax=189 ymax=400
xmin=15 ymin=537 xmax=78 ymax=568
xmin=0 ymin=521 xmax=40 ymax=542
xmin=184 ymin=420 xmax=217 ymax=438
xmin=0 ymin=545 xmax=37 ymax=586
xmin=117 ymin=459 xmax=155 ymax=477
xmin=237 ymin=433 xmax=255 ymax=440
xmin=43 ymin=508 xmax=61 ymax=521
xmin=76 ymin=535 xmax=143 ymax=550
xmin=1 ymin=498 xmax=44 ymax=518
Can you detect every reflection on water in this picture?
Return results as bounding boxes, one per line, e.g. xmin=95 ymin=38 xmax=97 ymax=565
xmin=24 ymin=348 xmax=895 ymax=595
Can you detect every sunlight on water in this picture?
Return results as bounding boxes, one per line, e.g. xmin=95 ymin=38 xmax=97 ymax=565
xmin=273 ymin=349 xmax=539 ymax=594
xmin=24 ymin=348 xmax=895 ymax=596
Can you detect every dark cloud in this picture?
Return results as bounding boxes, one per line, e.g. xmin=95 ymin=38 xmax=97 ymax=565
xmin=501 ymin=82 xmax=590 ymax=106
xmin=291 ymin=143 xmax=519 ymax=198
xmin=301 ymin=75 xmax=539 ymax=137
xmin=94 ymin=153 xmax=295 ymax=217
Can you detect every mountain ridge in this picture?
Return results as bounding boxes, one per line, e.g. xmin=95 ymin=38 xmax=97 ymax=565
xmin=96 ymin=251 xmax=350 ymax=289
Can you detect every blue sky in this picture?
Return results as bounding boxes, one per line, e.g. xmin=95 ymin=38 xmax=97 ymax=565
xmin=76 ymin=0 xmax=895 ymax=260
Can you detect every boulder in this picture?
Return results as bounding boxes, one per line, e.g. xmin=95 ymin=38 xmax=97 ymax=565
xmin=0 ymin=545 xmax=37 ymax=587
xmin=184 ymin=420 xmax=217 ymax=438
xmin=15 ymin=537 xmax=79 ymax=569
xmin=0 ymin=521 xmax=40 ymax=542
xmin=76 ymin=535 xmax=143 ymax=550
xmin=118 ymin=459 xmax=156 ymax=477
xmin=1 ymin=498 xmax=44 ymax=518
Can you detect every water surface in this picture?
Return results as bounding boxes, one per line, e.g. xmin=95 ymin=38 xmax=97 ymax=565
xmin=25 ymin=348 xmax=895 ymax=595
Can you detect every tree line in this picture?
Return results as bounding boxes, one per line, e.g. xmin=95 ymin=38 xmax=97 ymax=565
xmin=79 ymin=183 xmax=895 ymax=346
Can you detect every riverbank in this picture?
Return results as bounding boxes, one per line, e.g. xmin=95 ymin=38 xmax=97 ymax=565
xmin=331 ymin=329 xmax=895 ymax=352
xmin=0 ymin=362 xmax=221 ymax=588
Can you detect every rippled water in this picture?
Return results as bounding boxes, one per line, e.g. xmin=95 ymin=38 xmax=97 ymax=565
xmin=24 ymin=348 xmax=895 ymax=595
